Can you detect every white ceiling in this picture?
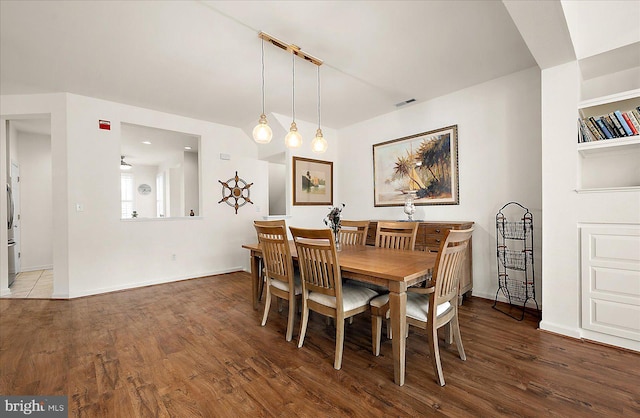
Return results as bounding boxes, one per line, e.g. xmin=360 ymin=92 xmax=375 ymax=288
xmin=0 ymin=1 xmax=537 ymax=132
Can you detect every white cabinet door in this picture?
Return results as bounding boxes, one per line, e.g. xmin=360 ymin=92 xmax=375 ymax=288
xmin=580 ymin=224 xmax=640 ymax=342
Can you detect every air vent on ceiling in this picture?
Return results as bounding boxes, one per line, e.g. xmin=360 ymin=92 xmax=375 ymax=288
xmin=395 ymin=98 xmax=416 ymax=108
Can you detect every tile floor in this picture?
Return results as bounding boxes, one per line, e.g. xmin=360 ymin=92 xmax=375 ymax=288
xmin=3 ymin=269 xmax=53 ymax=298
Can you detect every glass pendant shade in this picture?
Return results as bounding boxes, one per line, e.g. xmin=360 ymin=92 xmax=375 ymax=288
xmin=252 ymin=114 xmax=272 ymax=144
xmin=311 ymin=128 xmax=327 ymax=153
xmin=285 ymin=121 xmax=302 ymax=148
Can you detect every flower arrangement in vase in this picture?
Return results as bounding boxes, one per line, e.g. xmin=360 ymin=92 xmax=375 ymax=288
xmin=324 ymin=203 xmax=345 ymax=250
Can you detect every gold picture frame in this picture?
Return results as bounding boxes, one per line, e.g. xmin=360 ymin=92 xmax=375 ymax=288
xmin=373 ymin=125 xmax=459 ymax=206
xmin=293 ymin=156 xmax=333 ymax=206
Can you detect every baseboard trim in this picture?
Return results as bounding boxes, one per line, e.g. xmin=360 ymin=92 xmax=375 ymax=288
xmin=539 ymin=321 xmax=582 ymax=339
xmin=472 ymin=289 xmax=542 ymax=311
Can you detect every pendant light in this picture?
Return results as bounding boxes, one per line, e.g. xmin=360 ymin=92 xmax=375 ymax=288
xmin=252 ymin=38 xmax=273 ymax=144
xmin=311 ymin=65 xmax=328 ymax=153
xmin=285 ymin=51 xmax=302 ymax=148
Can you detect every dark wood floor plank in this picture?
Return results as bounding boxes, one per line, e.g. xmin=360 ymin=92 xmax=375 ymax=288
xmin=1 ymin=271 xmax=638 ymax=417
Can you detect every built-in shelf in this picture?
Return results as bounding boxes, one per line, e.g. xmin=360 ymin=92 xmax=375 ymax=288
xmin=575 ymin=186 xmax=640 ymax=194
xmin=577 ymin=91 xmax=640 ymax=191
xmin=578 ymin=89 xmax=640 ymax=109
xmin=577 ymin=136 xmax=640 ymax=156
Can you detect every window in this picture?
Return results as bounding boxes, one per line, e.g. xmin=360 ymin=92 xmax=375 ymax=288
xmin=121 ymin=173 xmax=134 ymax=218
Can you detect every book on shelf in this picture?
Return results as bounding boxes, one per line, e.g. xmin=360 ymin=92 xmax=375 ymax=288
xmin=611 ymin=112 xmax=630 ymax=136
xmin=605 ymin=114 xmax=623 ymax=137
xmin=622 ymin=112 xmax=639 ymax=135
xmin=615 ymin=110 xmax=634 ymax=136
xmin=595 ymin=118 xmax=614 ymax=139
xmin=578 ymin=104 xmax=640 ymax=143
xmin=585 ymin=117 xmax=604 ymax=140
xmin=626 ymin=111 xmax=640 ymax=134
xmin=578 ymin=118 xmax=593 ymax=143
xmin=603 ymin=116 xmax=618 ymax=137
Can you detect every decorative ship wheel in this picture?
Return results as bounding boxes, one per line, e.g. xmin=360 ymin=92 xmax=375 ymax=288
xmin=218 ymin=171 xmax=253 ymax=214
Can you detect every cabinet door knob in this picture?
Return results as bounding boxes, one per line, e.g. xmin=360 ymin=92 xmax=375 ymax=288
xmin=435 ymin=239 xmax=441 ymax=243
xmin=435 ymin=229 xmax=441 ymax=233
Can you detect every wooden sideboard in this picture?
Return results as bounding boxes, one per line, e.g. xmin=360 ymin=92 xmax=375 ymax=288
xmin=365 ymin=220 xmax=475 ymax=302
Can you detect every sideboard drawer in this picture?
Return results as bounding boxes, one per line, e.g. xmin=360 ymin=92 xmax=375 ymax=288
xmin=424 ymin=234 xmax=444 ymax=250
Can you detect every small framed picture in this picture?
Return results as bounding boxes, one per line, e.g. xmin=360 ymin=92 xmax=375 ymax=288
xmin=293 ymin=156 xmax=333 ymax=206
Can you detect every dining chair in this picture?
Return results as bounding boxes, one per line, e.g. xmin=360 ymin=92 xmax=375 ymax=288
xmin=370 ymin=227 xmax=474 ymax=386
xmin=254 ymin=223 xmax=301 ymax=342
xmin=339 ymin=220 xmax=370 ymax=246
xmin=375 ymin=221 xmax=419 ymax=250
xmin=290 ymin=226 xmax=379 ymax=370
xmin=254 ymin=219 xmax=287 ymax=301
xmin=370 ymin=221 xmax=420 ymax=333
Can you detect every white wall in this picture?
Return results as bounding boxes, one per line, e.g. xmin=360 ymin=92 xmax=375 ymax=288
xmin=2 ymin=92 xmax=269 ymax=298
xmin=267 ymin=113 xmax=341 ymax=229
xmin=16 ymin=131 xmax=53 ymax=271
xmin=63 ymin=93 xmax=268 ymax=297
xmin=168 ymin=166 xmax=182 ymax=217
xmin=268 ymin=162 xmax=286 ymax=216
xmin=336 ymin=67 xmax=543 ymax=303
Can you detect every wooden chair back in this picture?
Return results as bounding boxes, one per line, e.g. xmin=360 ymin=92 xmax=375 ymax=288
xmin=253 ymin=224 xmax=294 ymax=288
xmin=254 ymin=219 xmax=286 ymax=228
xmin=289 ymin=227 xmax=342 ymax=300
xmin=375 ymin=221 xmax=419 ymax=250
xmin=431 ymin=228 xmax=473 ymax=319
xmin=339 ymin=220 xmax=370 ymax=246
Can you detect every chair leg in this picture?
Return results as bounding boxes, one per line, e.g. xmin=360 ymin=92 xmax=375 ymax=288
xmin=261 ymin=285 xmax=271 ymax=327
xmin=335 ymin=315 xmax=345 ymax=370
xmin=258 ymin=263 xmax=265 ymax=301
xmin=451 ymin=314 xmax=466 ymax=361
xmin=285 ymin=296 xmax=296 ymax=342
xmin=428 ymin=322 xmax=445 ymax=386
xmin=444 ymin=322 xmax=453 ymax=345
xmin=297 ymin=299 xmax=309 ymax=348
xmin=372 ymin=314 xmax=383 ymax=356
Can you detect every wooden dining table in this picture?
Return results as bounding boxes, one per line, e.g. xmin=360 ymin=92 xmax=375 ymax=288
xmin=242 ymin=241 xmax=437 ymax=386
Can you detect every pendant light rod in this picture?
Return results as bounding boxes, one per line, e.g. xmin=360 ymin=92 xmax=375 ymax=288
xmin=260 ymin=38 xmax=265 ymax=115
xmin=258 ymin=31 xmax=323 ymax=67
xmin=317 ymin=65 xmax=321 ymax=129
xmin=292 ymin=53 xmax=296 ymax=122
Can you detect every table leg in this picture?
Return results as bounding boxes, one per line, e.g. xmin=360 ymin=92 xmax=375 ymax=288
xmin=251 ymin=254 xmax=260 ymax=310
xmin=389 ymin=284 xmax=407 ymax=386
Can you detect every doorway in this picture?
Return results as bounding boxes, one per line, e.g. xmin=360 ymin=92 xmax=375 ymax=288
xmin=3 ymin=118 xmax=53 ymax=299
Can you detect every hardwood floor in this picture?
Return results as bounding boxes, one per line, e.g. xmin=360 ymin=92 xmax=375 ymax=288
xmin=1 ymin=271 xmax=638 ymax=417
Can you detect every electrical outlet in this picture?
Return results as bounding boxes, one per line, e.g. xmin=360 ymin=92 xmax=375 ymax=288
xmin=171 ymin=254 xmax=176 ymax=261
